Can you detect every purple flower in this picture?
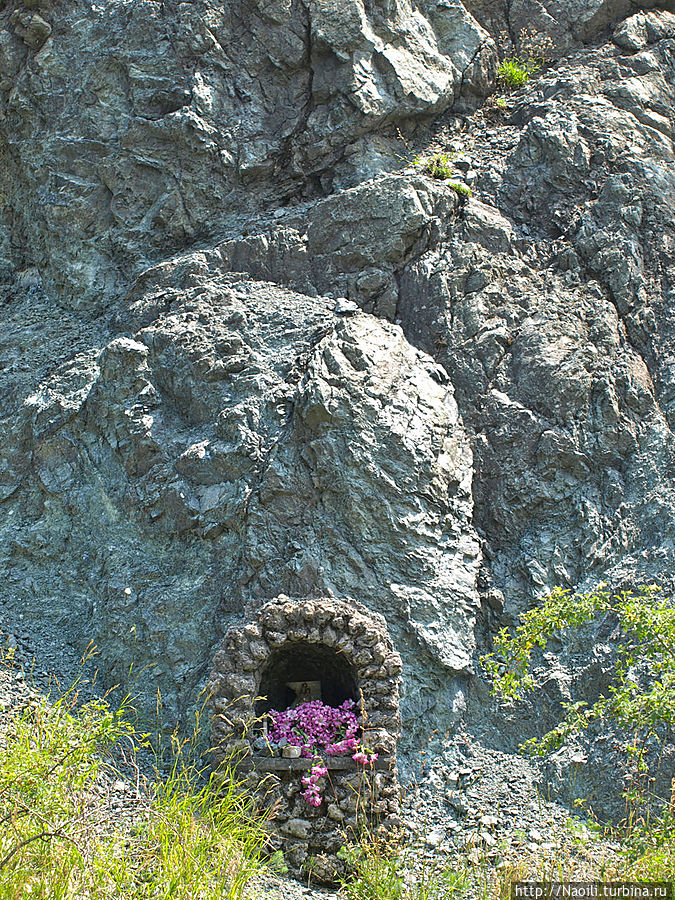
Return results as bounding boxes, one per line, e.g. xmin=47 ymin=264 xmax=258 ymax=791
xmin=300 ymin=760 xmax=329 ymax=806
xmin=268 ymin=700 xmax=359 ymax=757
xmin=352 ymin=747 xmax=378 ymax=765
xmin=268 ymin=700 xmax=370 ymax=807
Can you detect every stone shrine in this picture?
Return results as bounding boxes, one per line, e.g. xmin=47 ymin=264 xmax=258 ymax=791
xmin=208 ymin=595 xmax=402 ymax=880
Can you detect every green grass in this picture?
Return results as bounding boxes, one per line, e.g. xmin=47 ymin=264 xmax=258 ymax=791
xmin=411 ymin=154 xmax=471 ymax=199
xmin=339 ymin=836 xmax=404 ymax=899
xmin=0 ymin=676 xmax=267 ymax=899
xmin=622 ymin=806 xmax=675 ymax=883
xmin=338 ymin=833 xmax=471 ymax=900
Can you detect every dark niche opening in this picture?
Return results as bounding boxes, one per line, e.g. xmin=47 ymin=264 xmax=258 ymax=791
xmin=255 ymin=642 xmax=358 ymax=716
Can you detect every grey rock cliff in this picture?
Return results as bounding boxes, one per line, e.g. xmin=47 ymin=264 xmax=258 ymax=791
xmin=1 ymin=0 xmax=675 ymax=807
xmin=0 ymin=0 xmax=495 ymax=306
xmin=0 ymin=268 xmax=480 ymax=739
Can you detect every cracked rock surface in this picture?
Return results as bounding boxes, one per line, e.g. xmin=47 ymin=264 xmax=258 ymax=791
xmin=0 ymin=270 xmax=480 ymax=739
xmin=1 ymin=0 xmax=675 ymax=819
xmin=0 ymin=0 xmax=495 ymax=305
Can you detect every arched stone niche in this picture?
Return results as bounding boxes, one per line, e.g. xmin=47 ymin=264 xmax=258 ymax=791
xmin=255 ymin=641 xmax=359 ymax=716
xmin=208 ymin=595 xmax=403 ymax=881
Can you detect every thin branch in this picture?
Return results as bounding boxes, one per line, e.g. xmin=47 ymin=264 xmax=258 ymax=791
xmin=0 ymin=824 xmax=82 ymax=871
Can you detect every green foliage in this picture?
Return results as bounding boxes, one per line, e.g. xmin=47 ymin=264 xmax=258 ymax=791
xmin=0 ymin=674 xmax=267 ymax=899
xmin=482 ymin=584 xmax=675 ymax=756
xmin=411 ymin=154 xmax=471 ymax=200
xmin=414 ymin=152 xmax=455 ymax=181
xmin=414 ymin=863 xmax=471 ymax=900
xmin=496 ymin=28 xmax=552 ymax=90
xmin=481 ymin=582 xmax=675 ymax=883
xmin=268 ymin=849 xmax=288 ymax=875
xmin=447 ymin=182 xmax=472 ymax=199
xmin=624 ymin=807 xmax=675 ymax=881
xmin=497 ymin=56 xmax=540 ymax=89
xmin=339 ymin=838 xmax=404 ymax=900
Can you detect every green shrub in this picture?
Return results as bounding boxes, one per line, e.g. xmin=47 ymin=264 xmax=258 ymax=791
xmin=413 ymin=152 xmax=454 ymax=181
xmin=482 ymin=583 xmax=675 ymax=757
xmin=482 ymin=583 xmax=675 ymax=882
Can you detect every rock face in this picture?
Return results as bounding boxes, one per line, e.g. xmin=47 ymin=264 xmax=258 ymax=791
xmin=464 ymin=0 xmax=675 ymax=56
xmin=0 ymin=265 xmax=480 ymax=732
xmin=1 ymin=0 xmax=675 ymax=811
xmin=0 ymin=0 xmax=495 ymax=305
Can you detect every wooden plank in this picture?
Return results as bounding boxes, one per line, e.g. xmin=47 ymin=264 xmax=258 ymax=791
xmin=236 ymin=756 xmax=394 ymax=773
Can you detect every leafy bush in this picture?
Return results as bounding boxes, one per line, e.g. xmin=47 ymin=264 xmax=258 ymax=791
xmin=482 ymin=583 xmax=675 ymax=882
xmin=482 ymin=583 xmax=675 ymax=757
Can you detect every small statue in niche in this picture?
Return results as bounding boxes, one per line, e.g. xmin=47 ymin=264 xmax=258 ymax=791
xmin=287 ymin=680 xmax=321 ymax=706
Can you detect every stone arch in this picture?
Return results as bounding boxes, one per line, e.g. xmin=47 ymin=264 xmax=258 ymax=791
xmin=255 ymin=641 xmax=359 ymax=716
xmin=208 ymin=594 xmax=402 ymax=759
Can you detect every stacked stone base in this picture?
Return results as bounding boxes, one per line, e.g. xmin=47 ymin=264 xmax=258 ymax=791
xmin=241 ymin=756 xmax=400 ymax=881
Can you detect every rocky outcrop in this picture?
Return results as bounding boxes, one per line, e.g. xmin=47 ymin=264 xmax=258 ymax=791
xmin=1 ymin=0 xmax=675 ymax=808
xmin=187 ymin=3 xmax=675 ymax=617
xmin=0 ymin=0 xmax=496 ymax=306
xmin=0 ymin=268 xmax=480 ymax=732
xmin=464 ymin=0 xmax=675 ymax=56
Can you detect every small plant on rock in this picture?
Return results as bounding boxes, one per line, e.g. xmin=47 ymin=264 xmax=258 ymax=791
xmin=497 ymin=56 xmax=539 ymax=89
xmin=414 ymin=152 xmax=455 ymax=181
xmin=497 ymin=27 xmax=553 ymax=90
xmin=412 ymin=153 xmax=472 ymax=200
xmin=446 ymin=182 xmax=472 ymax=200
